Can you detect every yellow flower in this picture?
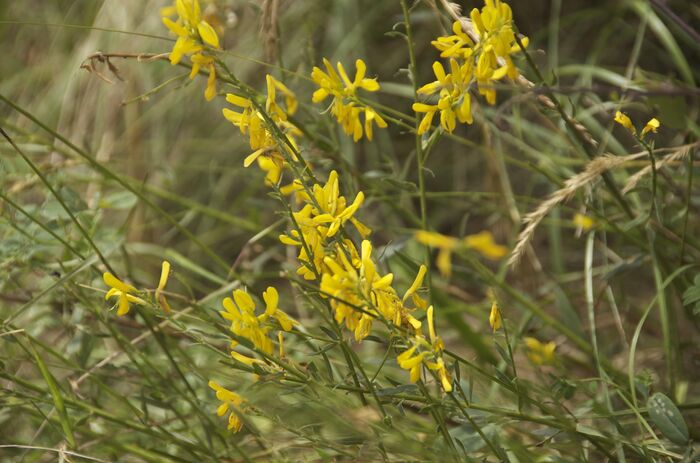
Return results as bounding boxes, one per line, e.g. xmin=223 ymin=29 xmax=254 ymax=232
xmin=524 ymin=337 xmax=556 ymax=365
xmin=463 ymin=231 xmax=507 ymax=260
xmin=413 ymin=59 xmax=473 ymax=134
xmin=279 ymin=171 xmax=371 ymax=280
xmin=220 ymin=287 xmax=295 ymax=356
xmin=397 ymin=345 xmax=426 ymax=384
xmin=208 ymin=381 xmax=245 ymax=432
xmin=425 ymin=356 xmax=452 ymax=392
xmin=311 ymin=58 xmax=387 ymax=141
xmin=155 ymin=260 xmax=173 ymax=313
xmin=162 ymin=0 xmax=220 ymax=101
xmin=431 ymin=20 xmax=475 ymax=60
xmin=402 ymin=264 xmax=428 ymax=311
xmin=614 ymin=111 xmax=635 ymax=134
xmin=489 ymin=301 xmax=502 ymax=332
xmin=573 ymin=213 xmax=595 ymax=232
xmin=222 ymin=81 xmax=302 ymax=185
xmin=642 ymin=117 xmax=660 ymax=136
xmin=424 ymin=3 xmax=527 ymax=113
xmin=103 ymin=272 xmax=146 ymax=316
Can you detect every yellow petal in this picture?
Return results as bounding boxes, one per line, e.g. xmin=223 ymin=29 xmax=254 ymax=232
xmin=116 ymin=293 xmax=130 ymax=316
xmin=158 ymin=261 xmax=171 ymax=292
xmin=197 ymin=20 xmax=220 ymax=48
xmin=403 ymin=265 xmax=427 ymax=303
xmin=103 ymin=272 xmax=136 ymax=293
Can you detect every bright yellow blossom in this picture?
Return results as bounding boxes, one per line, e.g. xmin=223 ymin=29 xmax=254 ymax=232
xmin=614 ymin=111 xmax=635 ymax=134
xmin=396 ymin=306 xmax=452 ymax=392
xmin=642 ymin=117 xmax=660 ymax=136
xmin=279 ymin=171 xmax=370 ymax=280
xmin=220 ymin=287 xmax=296 ymax=357
xmin=524 ymin=337 xmax=556 ymax=365
xmin=416 ymin=1 xmax=527 ymax=131
xmin=222 ymin=78 xmax=302 ymax=185
xmin=413 ymin=59 xmax=474 ymax=134
xmin=311 ymin=58 xmax=387 ymax=141
xmin=103 ymin=272 xmax=146 ymax=316
xmin=208 ymin=381 xmax=245 ymax=432
xmin=162 ymin=0 xmax=221 ymax=101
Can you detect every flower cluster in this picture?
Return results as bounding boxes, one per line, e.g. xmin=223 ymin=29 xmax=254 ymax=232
xmin=414 ymin=0 xmax=528 ymax=134
xmin=223 ymin=75 xmax=302 ymax=185
xmin=397 ymin=306 xmax=452 ymax=392
xmin=162 ymin=0 xmax=221 ymax=101
xmin=614 ymin=111 xmax=660 ymax=138
xmin=320 ymin=240 xmax=426 ymax=341
xmin=220 ymin=287 xmax=296 ymax=362
xmin=208 ymin=381 xmax=245 ymax=432
xmin=311 ymin=58 xmax=387 ymax=142
xmin=279 ymin=170 xmax=370 ymax=280
xmin=277 ymin=170 xmax=453 ymax=390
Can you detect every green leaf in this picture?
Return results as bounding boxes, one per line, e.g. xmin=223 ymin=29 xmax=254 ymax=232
xmin=29 ymin=341 xmax=76 ymax=448
xmin=647 ymin=392 xmax=689 ymax=445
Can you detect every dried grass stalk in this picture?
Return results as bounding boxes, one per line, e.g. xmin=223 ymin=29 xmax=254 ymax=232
xmin=508 ymin=152 xmax=645 ymax=268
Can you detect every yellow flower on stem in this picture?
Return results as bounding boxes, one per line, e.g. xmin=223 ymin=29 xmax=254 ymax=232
xmin=397 ymin=345 xmax=427 ymax=384
xmin=155 ymin=260 xmax=173 ymax=313
xmin=614 ymin=111 xmax=635 ymax=134
xmin=311 ymin=58 xmax=387 ymax=142
xmin=642 ymin=118 xmax=660 ymax=136
xmin=162 ymin=0 xmax=221 ymax=101
xmin=220 ymin=287 xmax=294 ymax=358
xmin=103 ymin=272 xmax=147 ymax=316
xmin=524 ymin=337 xmax=556 ymax=365
xmin=413 ymin=59 xmax=474 ymax=134
xmin=208 ymin=381 xmax=245 ymax=432
xmin=489 ymin=301 xmax=502 ymax=332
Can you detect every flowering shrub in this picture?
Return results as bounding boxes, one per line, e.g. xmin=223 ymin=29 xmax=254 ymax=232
xmin=2 ymin=0 xmax=698 ymax=461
